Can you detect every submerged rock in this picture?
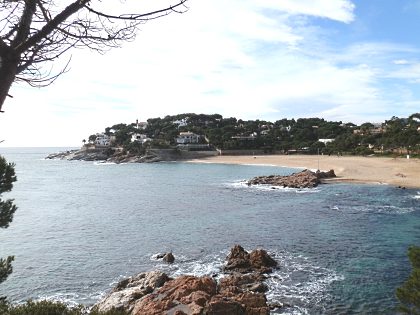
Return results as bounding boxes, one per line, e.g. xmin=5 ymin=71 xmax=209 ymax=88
xmin=247 ymin=169 xmax=336 ymax=188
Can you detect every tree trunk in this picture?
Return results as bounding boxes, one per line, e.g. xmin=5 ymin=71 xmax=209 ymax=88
xmin=0 ymin=49 xmax=19 ymax=112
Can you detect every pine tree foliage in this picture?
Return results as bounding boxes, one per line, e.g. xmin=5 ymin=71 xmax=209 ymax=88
xmin=0 ymin=155 xmax=17 ymax=293
xmin=396 ymin=246 xmax=420 ymax=314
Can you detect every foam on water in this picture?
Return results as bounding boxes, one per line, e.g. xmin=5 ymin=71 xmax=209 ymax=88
xmin=93 ymin=161 xmax=116 ymax=166
xmin=265 ymin=250 xmax=344 ymax=314
xmin=36 ymin=291 xmax=104 ymax=307
xmin=227 ymin=180 xmax=321 ymax=194
xmin=148 ymin=249 xmax=342 ymax=315
xmin=156 ymin=252 xmax=225 ymax=281
xmin=329 ymin=204 xmax=416 ymax=214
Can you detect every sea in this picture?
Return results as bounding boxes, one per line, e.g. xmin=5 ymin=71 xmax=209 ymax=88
xmin=0 ymin=147 xmax=419 ymax=315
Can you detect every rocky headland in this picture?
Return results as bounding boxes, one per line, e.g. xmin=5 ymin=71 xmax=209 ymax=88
xmin=46 ymin=147 xmax=218 ymax=164
xmin=93 ymin=245 xmax=286 ymax=315
xmin=247 ymin=169 xmax=336 ymax=188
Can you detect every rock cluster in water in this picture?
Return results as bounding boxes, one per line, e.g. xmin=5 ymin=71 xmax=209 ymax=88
xmin=247 ymin=169 xmax=336 ymax=188
xmin=94 ymin=245 xmax=283 ymax=315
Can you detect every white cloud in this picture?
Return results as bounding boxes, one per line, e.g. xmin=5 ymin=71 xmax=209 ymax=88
xmin=256 ymin=0 xmax=355 ymax=23
xmin=393 ymin=59 xmax=410 ymax=65
xmin=1 ymin=0 xmax=418 ymax=146
xmin=386 ymin=62 xmax=420 ymax=83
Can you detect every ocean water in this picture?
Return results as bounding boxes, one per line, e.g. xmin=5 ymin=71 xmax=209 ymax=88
xmin=0 ymin=147 xmax=419 ymax=314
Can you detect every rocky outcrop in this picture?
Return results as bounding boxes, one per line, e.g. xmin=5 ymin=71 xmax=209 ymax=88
xmin=46 ymin=149 xmax=111 ymax=161
xmin=93 ymin=246 xmax=279 ymax=315
xmin=45 ymin=148 xmax=215 ymax=164
xmin=224 ymin=245 xmax=277 ymax=274
xmin=156 ymin=252 xmax=175 ymax=264
xmin=247 ymin=169 xmax=336 ymax=188
xmin=93 ymin=271 xmax=169 ymax=313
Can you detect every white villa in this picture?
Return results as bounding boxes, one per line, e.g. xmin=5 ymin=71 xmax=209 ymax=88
xmin=318 ymin=139 xmax=335 ymax=145
xmin=131 ymin=133 xmax=151 ymax=144
xmin=176 ymin=132 xmax=200 ymax=144
xmin=173 ymin=118 xmax=188 ymax=128
xmin=95 ymin=133 xmax=111 ymax=146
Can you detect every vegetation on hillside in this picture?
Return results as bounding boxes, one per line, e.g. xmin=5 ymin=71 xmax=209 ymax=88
xmin=88 ymin=113 xmax=420 ymax=156
xmin=396 ymin=246 xmax=420 ymax=314
xmin=0 ymin=156 xmax=17 ymax=306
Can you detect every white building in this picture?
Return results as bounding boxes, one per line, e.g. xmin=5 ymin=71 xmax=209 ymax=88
xmin=173 ymin=118 xmax=188 ymax=127
xmin=136 ymin=120 xmax=148 ymax=130
xmin=318 ymin=139 xmax=335 ymax=144
xmin=95 ymin=133 xmax=110 ymax=146
xmin=176 ymin=132 xmax=200 ymax=144
xmin=131 ymin=133 xmax=151 ymax=144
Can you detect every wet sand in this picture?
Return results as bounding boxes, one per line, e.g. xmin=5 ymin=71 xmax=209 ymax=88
xmin=189 ymin=155 xmax=420 ymax=189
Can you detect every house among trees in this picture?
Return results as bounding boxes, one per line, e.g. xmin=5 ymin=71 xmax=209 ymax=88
xmin=94 ymin=133 xmax=111 ymax=146
xmin=176 ymin=132 xmax=200 ymax=144
xmin=173 ymin=118 xmax=188 ymax=128
xmin=131 ymin=133 xmax=151 ymax=144
xmin=318 ymin=139 xmax=335 ymax=144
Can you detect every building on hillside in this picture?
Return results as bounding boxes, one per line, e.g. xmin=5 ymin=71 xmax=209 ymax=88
xmin=176 ymin=132 xmax=200 ymax=144
xmin=95 ymin=133 xmax=110 ymax=146
xmin=232 ymin=132 xmax=257 ymax=141
xmin=318 ymin=139 xmax=335 ymax=145
xmin=173 ymin=118 xmax=188 ymax=128
xmin=134 ymin=119 xmax=148 ymax=130
xmin=131 ymin=133 xmax=151 ymax=144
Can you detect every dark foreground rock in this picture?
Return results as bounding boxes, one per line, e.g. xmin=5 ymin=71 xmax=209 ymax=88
xmin=93 ymin=245 xmax=279 ymax=315
xmin=247 ymin=169 xmax=336 ymax=188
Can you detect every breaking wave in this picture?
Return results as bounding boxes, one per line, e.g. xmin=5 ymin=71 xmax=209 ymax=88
xmin=227 ymin=180 xmax=321 ymax=194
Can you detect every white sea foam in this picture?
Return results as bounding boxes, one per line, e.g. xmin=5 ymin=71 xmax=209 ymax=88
xmin=148 ymin=249 xmax=342 ymax=315
xmin=338 ymin=204 xmax=416 ymax=214
xmin=36 ymin=292 xmax=97 ymax=307
xmin=265 ymin=250 xmax=344 ymax=314
xmin=226 ymin=180 xmax=321 ymax=194
xmin=93 ymin=161 xmax=116 ymax=166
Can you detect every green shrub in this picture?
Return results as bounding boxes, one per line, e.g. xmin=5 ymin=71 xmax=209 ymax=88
xmin=4 ymin=300 xmax=83 ymax=315
xmin=396 ymin=246 xmax=420 ymax=314
xmin=1 ymin=300 xmax=128 ymax=315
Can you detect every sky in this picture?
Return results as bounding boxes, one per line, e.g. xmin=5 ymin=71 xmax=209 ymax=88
xmin=1 ymin=0 xmax=420 ymax=147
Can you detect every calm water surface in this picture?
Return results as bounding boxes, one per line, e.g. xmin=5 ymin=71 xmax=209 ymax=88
xmin=0 ymin=148 xmax=419 ymax=314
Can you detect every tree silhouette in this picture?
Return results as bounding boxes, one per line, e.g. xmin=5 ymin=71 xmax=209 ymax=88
xmin=0 ymin=155 xmax=17 ymax=302
xmin=0 ymin=0 xmax=187 ymax=112
xmin=396 ymin=246 xmax=420 ymax=314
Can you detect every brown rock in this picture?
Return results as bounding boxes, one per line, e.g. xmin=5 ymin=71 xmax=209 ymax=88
xmin=93 ymin=271 xmax=169 ymax=313
xmin=247 ymin=169 xmax=336 ymax=188
xmin=250 ymin=249 xmax=277 ymax=271
xmin=219 ymin=273 xmax=267 ymax=294
xmin=224 ymin=245 xmax=277 ymax=274
xmin=132 ymin=275 xmax=216 ymax=315
xmin=234 ymin=292 xmax=270 ymax=315
xmin=224 ymin=245 xmax=252 ymax=273
xmin=206 ymin=295 xmax=245 ymax=315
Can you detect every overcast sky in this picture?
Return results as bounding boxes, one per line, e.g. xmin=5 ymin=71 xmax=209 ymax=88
xmin=1 ymin=0 xmax=420 ymax=147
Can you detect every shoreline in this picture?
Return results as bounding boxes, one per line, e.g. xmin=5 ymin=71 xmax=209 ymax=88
xmin=187 ymin=155 xmax=420 ymax=189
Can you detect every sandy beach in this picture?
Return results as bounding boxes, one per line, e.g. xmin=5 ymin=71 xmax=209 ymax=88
xmin=190 ymin=155 xmax=420 ymax=189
